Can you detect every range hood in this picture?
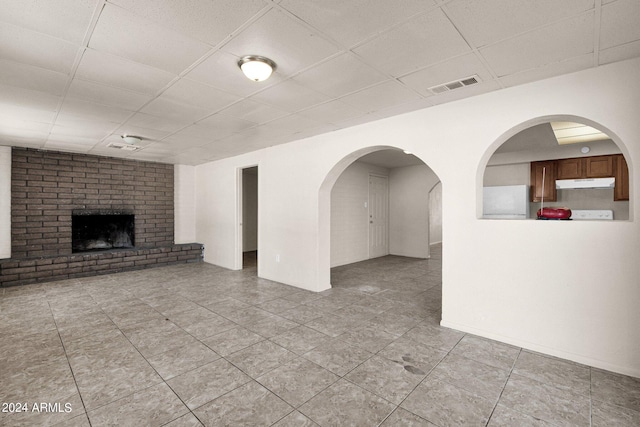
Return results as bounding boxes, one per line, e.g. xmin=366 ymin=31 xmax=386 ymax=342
xmin=556 ymin=177 xmax=615 ymax=190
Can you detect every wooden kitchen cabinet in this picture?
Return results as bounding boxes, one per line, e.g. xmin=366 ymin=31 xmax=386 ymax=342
xmin=585 ymin=155 xmax=614 ymax=178
xmin=556 ymin=158 xmax=584 ymax=179
xmin=614 ymin=154 xmax=629 ymax=201
xmin=530 ymin=160 xmax=557 ymax=202
xmin=532 ymin=154 xmax=629 ymax=202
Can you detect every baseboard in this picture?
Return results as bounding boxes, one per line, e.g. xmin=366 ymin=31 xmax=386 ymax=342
xmin=440 ymin=319 xmax=640 ymax=379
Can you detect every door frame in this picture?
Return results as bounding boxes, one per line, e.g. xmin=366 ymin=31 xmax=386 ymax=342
xmin=235 ymin=164 xmax=258 ymax=270
xmin=368 ymin=173 xmax=389 ymax=259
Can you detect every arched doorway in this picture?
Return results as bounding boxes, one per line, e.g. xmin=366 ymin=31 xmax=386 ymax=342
xmin=478 ymin=115 xmax=632 ymax=221
xmin=318 ymin=146 xmax=443 ymax=318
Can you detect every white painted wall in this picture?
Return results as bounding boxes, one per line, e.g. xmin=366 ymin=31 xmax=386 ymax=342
xmin=191 ymin=58 xmax=640 ymax=377
xmin=330 ymin=161 xmax=388 ymax=267
xmin=174 ymin=164 xmax=196 ymax=243
xmin=242 ymin=169 xmax=258 ymax=252
xmin=0 ymin=146 xmax=11 ymax=259
xmin=389 ymin=165 xmax=438 ymax=258
xmin=429 ymin=182 xmax=442 ymax=245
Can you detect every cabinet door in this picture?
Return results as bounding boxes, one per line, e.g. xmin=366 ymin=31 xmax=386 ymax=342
xmin=530 ymin=161 xmax=557 ymax=202
xmin=585 ymin=156 xmax=613 ymax=177
xmin=557 ymin=158 xmax=584 ymax=179
xmin=614 ymin=154 xmax=629 ymax=201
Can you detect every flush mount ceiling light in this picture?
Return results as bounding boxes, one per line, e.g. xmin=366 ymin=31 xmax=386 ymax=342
xmin=121 ymin=134 xmax=142 ymax=145
xmin=238 ymin=55 xmax=276 ymax=82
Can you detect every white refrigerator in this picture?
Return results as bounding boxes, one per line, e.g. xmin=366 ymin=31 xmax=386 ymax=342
xmin=483 ymin=185 xmax=530 ymax=219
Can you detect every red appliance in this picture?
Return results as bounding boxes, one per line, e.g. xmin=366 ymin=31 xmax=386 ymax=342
xmin=537 ymin=207 xmax=572 ymax=220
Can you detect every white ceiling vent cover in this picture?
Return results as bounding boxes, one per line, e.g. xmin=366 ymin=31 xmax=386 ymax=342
xmin=107 ymin=142 xmax=143 ymax=151
xmin=429 ymin=75 xmax=480 ymax=95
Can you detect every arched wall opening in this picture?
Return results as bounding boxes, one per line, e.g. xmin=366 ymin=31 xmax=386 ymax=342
xmin=476 ymin=115 xmax=633 ymax=221
xmin=318 ymin=145 xmax=442 ymax=311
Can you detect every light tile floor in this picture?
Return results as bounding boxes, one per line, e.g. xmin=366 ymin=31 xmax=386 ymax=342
xmin=1 ymin=245 xmax=639 ymax=426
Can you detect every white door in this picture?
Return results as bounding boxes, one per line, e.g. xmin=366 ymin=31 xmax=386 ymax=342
xmin=368 ymin=174 xmax=389 ymax=259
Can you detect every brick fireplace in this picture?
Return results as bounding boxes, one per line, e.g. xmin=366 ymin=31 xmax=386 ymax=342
xmin=0 ymin=148 xmax=202 ymax=287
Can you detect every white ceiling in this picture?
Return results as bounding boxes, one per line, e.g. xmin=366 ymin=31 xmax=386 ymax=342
xmin=1 ymin=0 xmax=639 ymax=165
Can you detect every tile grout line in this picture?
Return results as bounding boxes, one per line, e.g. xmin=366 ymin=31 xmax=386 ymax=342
xmin=46 ymin=298 xmax=93 ymax=427
xmin=366 ymin=328 xmax=464 ymax=427
xmin=483 ymin=347 xmax=523 ymax=426
xmin=589 ymin=367 xmax=593 ymax=427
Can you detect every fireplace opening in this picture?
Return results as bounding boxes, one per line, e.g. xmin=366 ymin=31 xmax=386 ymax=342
xmin=72 ymin=214 xmax=135 ymax=253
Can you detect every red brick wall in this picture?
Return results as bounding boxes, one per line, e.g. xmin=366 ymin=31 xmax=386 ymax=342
xmin=11 ymin=148 xmax=174 ymax=258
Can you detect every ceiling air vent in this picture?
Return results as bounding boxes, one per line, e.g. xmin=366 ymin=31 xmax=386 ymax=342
xmin=107 ymin=142 xmax=143 ymax=151
xmin=428 ymin=75 xmax=480 ymax=95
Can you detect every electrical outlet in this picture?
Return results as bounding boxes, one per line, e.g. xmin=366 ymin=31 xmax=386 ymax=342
xmin=275 ymin=254 xmax=280 ymax=262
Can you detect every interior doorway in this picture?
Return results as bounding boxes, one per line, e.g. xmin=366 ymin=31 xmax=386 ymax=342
xmin=368 ymin=174 xmax=389 ymax=259
xmin=240 ymin=166 xmax=258 ymax=270
xmin=326 ymin=147 xmax=443 ymax=319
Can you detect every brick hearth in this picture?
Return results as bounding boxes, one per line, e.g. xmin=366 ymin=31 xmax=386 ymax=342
xmin=0 ymin=148 xmax=202 ymax=287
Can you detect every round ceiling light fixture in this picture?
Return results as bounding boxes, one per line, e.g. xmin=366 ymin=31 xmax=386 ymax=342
xmin=121 ymin=134 xmax=142 ymax=145
xmin=238 ymin=55 xmax=276 ymax=82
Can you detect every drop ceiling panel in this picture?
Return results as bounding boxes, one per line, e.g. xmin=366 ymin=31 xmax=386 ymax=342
xmin=480 ymin=13 xmax=594 ymax=76
xmin=0 ymin=22 xmax=79 ymax=74
xmin=161 ymin=79 xmax=240 ymax=112
xmin=193 ymin=115 xmax=256 ymax=138
xmin=185 ymin=50 xmax=281 ymax=97
xmin=109 ymin=0 xmax=267 ymax=45
xmin=292 ymin=53 xmax=388 ymax=98
xmin=599 ymin=40 xmax=640 ymax=65
xmin=370 ymin=97 xmax=435 ymax=126
xmin=124 ymin=112 xmax=192 ymax=134
xmin=43 ymin=140 xmax=95 ymax=153
xmin=88 ymin=3 xmax=212 ymax=74
xmin=168 ymin=123 xmax=228 ymax=141
xmin=444 ymin=0 xmax=595 ymax=48
xmin=66 ymin=79 xmax=152 ymax=111
xmin=0 ymin=84 xmax=61 ymax=111
xmin=0 ymin=117 xmax=51 ymax=133
xmin=0 ymin=128 xmax=48 ymax=146
xmin=217 ymin=99 xmax=289 ymax=125
xmin=140 ymin=97 xmax=213 ymax=123
xmin=0 ymin=60 xmax=68 ymax=96
xmin=298 ymin=100 xmax=366 ymax=125
xmin=400 ymin=53 xmax=492 ymax=97
xmin=75 ymin=49 xmax=176 ymax=95
xmin=45 ymin=134 xmax=101 ymax=147
xmin=250 ymin=80 xmax=331 ymax=113
xmin=160 ymin=133 xmax=213 ymax=149
xmin=260 ymin=114 xmax=323 ymax=135
xmin=0 ymin=104 xmax=56 ymax=125
xmin=221 ymin=8 xmax=341 ymax=78
xmin=353 ymin=8 xmax=471 ymax=77
xmin=278 ymin=0 xmax=438 ymax=47
xmin=55 ymin=115 xmax=120 ymax=137
xmin=599 ymin=0 xmax=640 ymax=50
xmin=0 ymin=0 xmax=100 ymax=43
xmin=50 ymin=123 xmax=111 ymax=140
xmin=497 ymin=54 xmax=594 ymax=88
xmin=58 ymin=98 xmax=134 ymax=123
xmin=340 ymin=81 xmax=422 ymax=114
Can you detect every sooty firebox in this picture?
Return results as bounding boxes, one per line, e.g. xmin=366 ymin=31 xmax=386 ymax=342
xmin=72 ymin=211 xmax=135 ymax=253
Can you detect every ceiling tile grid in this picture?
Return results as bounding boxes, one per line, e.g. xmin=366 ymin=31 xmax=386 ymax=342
xmin=0 ymin=0 xmax=638 ymax=164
